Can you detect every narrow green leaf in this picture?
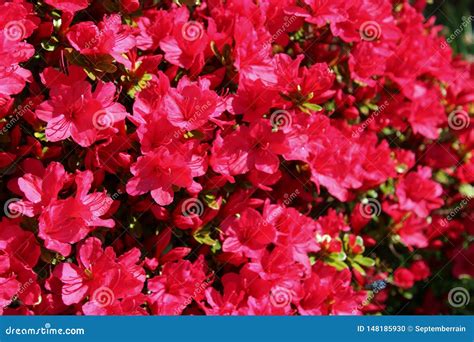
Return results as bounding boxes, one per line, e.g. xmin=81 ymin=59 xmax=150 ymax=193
xmin=354 ymin=255 xmax=376 ymax=267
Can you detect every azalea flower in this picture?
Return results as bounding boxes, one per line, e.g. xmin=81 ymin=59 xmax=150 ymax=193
xmin=36 ymin=67 xmax=128 ymax=147
xmin=11 ymin=163 xmax=115 ymax=256
xmin=221 ymin=208 xmax=276 ymax=258
xmin=396 ymin=167 xmax=444 ymax=218
xmin=163 ymin=77 xmax=225 ymax=131
xmin=126 ymin=141 xmax=207 ymax=206
xmin=67 ymin=15 xmax=135 ymax=68
xmin=1 ymin=0 xmax=472 ymax=317
xmin=54 ymin=237 xmax=145 ymax=309
xmin=44 ymin=0 xmax=90 ymax=13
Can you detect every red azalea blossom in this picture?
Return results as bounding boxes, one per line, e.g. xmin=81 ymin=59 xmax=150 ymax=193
xmin=0 ymin=0 xmax=472 ymax=317
xmin=393 ymin=268 xmax=415 ymax=289
xmin=395 ymin=167 xmax=444 ymax=218
xmin=45 ymin=0 xmax=90 ymax=13
xmin=67 ymin=15 xmax=135 ymax=67
xmin=36 ymin=67 xmax=128 ymax=147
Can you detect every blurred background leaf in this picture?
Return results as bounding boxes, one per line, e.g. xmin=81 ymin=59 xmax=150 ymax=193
xmin=425 ymin=0 xmax=473 ymax=59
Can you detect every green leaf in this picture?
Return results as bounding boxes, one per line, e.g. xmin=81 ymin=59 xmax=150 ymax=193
xmin=380 ymin=179 xmax=395 ymax=195
xmin=359 ymin=105 xmax=369 ymax=115
xmin=351 ymin=261 xmax=366 ymax=276
xmin=395 ymin=163 xmax=408 ymax=174
xmin=203 ymin=194 xmax=220 ymax=210
xmin=127 ymin=87 xmax=138 ymax=98
xmin=301 ymin=102 xmax=323 ymax=112
xmin=187 ymin=130 xmax=205 ymax=140
xmin=367 ymin=103 xmax=379 ymax=111
xmin=193 ymin=225 xmax=219 ymax=246
xmin=326 ymin=257 xmax=348 ymax=271
xmin=84 ymin=69 xmax=97 ymax=81
xmin=332 ymin=251 xmax=347 ymax=261
xmin=142 ymin=73 xmax=153 ymax=82
xmin=434 ymin=170 xmax=451 ymax=185
xmin=324 ymin=100 xmax=336 ymax=112
xmin=41 ymin=40 xmax=57 ymax=52
xmin=211 ymin=240 xmax=221 ymax=253
xmin=34 ymin=132 xmax=47 ymax=141
xmin=366 ymin=189 xmax=378 ymax=198
xmin=207 ymin=200 xmax=220 ymax=210
xmin=459 ymin=183 xmax=474 ymax=198
xmin=353 ymin=255 xmax=376 ymax=267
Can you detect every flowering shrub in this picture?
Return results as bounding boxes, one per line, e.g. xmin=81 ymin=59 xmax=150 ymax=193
xmin=0 ymin=0 xmax=473 ymax=316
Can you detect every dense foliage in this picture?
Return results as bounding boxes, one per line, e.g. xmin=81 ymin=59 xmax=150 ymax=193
xmin=0 ymin=0 xmax=473 ymax=315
